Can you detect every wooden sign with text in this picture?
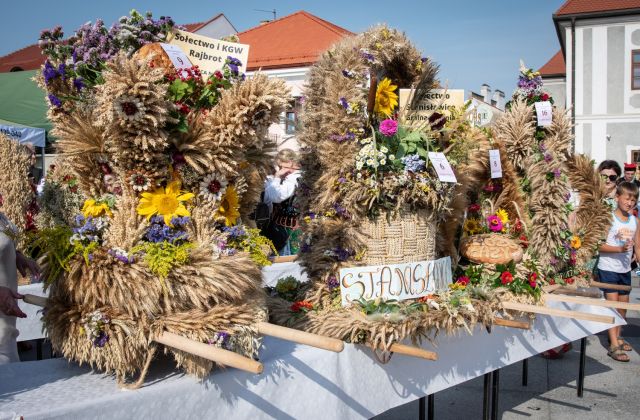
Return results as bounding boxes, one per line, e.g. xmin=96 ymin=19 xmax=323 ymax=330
xmin=339 ymin=257 xmax=452 ymax=306
xmin=167 ymin=29 xmax=249 ymax=77
xmin=398 ymin=89 xmax=465 ymax=123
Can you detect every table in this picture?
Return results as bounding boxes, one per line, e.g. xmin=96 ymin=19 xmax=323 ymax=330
xmin=0 ymin=302 xmax=624 ymax=420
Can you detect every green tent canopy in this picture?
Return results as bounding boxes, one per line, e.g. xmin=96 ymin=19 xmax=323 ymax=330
xmin=0 ymin=70 xmax=51 ymax=132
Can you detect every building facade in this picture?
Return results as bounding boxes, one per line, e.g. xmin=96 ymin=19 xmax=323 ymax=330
xmin=540 ymin=0 xmax=640 ymax=165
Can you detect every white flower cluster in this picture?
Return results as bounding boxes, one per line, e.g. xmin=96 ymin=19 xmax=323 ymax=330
xmin=82 ymin=310 xmax=110 ymax=341
xmin=355 ymin=142 xmax=393 ymax=171
xmin=199 ymin=172 xmax=228 ymax=202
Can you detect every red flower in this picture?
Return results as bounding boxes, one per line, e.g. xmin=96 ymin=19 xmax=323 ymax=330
xmin=290 ymin=301 xmax=314 ymax=313
xmin=512 ymin=219 xmax=523 ymax=233
xmin=456 ymin=276 xmax=470 ymax=286
xmin=519 ymin=234 xmax=529 ymax=248
xmin=468 ymin=203 xmax=481 ymax=213
xmin=214 ymin=70 xmax=223 ymax=80
xmin=549 ymin=278 xmax=556 ymax=285
xmin=500 ymin=271 xmax=513 ymax=285
xmin=541 ymin=93 xmax=549 ymax=101
xmin=566 ymin=277 xmax=575 ymax=285
xmin=528 ymin=273 xmax=538 ymax=288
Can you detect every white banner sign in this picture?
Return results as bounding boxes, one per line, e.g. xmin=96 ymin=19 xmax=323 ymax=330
xmin=534 ymin=101 xmax=552 ymax=127
xmin=398 ymin=89 xmax=465 ymax=122
xmin=489 ymin=149 xmax=502 ymax=178
xmin=160 ymin=43 xmax=192 ymax=71
xmin=428 ymin=152 xmax=457 ymax=183
xmin=0 ymin=124 xmax=45 ymax=147
xmin=339 ymin=257 xmax=452 ymax=306
xmin=167 ymin=29 xmax=249 ymax=77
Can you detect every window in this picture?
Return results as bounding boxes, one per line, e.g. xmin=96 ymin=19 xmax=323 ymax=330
xmin=633 ymin=50 xmax=640 ymax=90
xmin=284 ymin=97 xmax=302 ymax=135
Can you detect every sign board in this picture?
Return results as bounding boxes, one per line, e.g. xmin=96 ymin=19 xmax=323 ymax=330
xmin=167 ymin=29 xmax=249 ymax=77
xmin=534 ymin=101 xmax=552 ymax=127
xmin=398 ymin=89 xmax=465 ymax=123
xmin=428 ymin=152 xmax=457 ymax=183
xmin=489 ymin=149 xmax=502 ymax=178
xmin=471 ymin=102 xmax=494 ymax=126
xmin=0 ymin=124 xmax=45 ymax=147
xmin=159 ymin=43 xmax=192 ymax=71
xmin=339 ymin=257 xmax=452 ymax=306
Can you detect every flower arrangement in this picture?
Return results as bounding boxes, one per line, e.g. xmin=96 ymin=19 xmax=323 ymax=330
xmin=31 ymin=11 xmax=290 ymax=384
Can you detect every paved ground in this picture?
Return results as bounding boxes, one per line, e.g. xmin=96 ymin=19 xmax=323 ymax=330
xmin=375 ymin=279 xmax=640 ymax=420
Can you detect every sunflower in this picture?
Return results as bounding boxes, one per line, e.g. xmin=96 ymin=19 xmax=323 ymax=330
xmin=374 ymin=78 xmax=398 ymax=117
xmin=137 ymin=180 xmax=194 ymax=226
xmin=216 ymin=186 xmax=241 ymax=227
xmin=82 ymin=199 xmax=113 ymax=218
xmin=496 ymin=209 xmax=510 ymax=225
xmin=463 ymin=218 xmax=482 ymax=235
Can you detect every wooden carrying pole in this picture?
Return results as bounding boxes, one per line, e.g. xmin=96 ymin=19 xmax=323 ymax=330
xmin=493 ymin=317 xmax=530 ymax=330
xmin=501 ymin=301 xmax=615 ymax=324
xmin=155 ymin=332 xmax=263 ymax=374
xmin=545 ymin=293 xmax=640 ymax=312
xmin=271 ymin=255 xmax=297 ymax=263
xmin=256 ymin=322 xmax=344 ymax=352
xmin=23 ymin=294 xmax=264 ymax=374
xmin=388 ymin=343 xmax=438 ymax=361
xmin=590 ymin=280 xmax=632 ymax=292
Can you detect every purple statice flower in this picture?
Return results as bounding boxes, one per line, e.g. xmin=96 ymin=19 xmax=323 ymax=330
xmin=549 ymin=256 xmax=558 ymax=266
xmin=379 ymin=119 xmax=398 ymax=136
xmin=329 ymin=132 xmax=356 ymax=142
xmin=338 ymin=97 xmax=349 ymax=110
xmin=333 ymin=203 xmax=350 ymax=218
xmin=360 ymin=49 xmax=375 ymax=63
xmin=539 ymin=142 xmax=546 ymax=152
xmin=329 ymin=247 xmax=353 ymax=262
xmin=326 ymin=275 xmax=339 ymax=291
xmin=421 ymin=57 xmax=429 ymax=63
xmin=226 ymin=56 xmax=242 ymax=75
xmin=401 ymin=154 xmax=426 ymax=173
xmin=337 ymin=177 xmax=347 ymax=184
xmin=93 ymin=331 xmax=109 ymax=348
xmin=553 ymin=168 xmax=561 ymax=178
xmin=224 ymin=225 xmax=246 ymax=239
xmin=543 ymin=152 xmax=553 ymax=163
xmin=300 ymin=242 xmax=311 ymax=253
xmin=73 ymin=77 xmax=84 ymax=91
xmin=145 ymin=215 xmax=189 ymax=243
xmin=108 ymin=248 xmax=134 ymax=264
xmin=57 ymin=62 xmax=66 ymax=80
xmin=342 ymin=69 xmax=356 ymax=78
xmin=42 ymin=61 xmax=59 ymax=84
xmin=208 ymin=332 xmax=231 ymax=349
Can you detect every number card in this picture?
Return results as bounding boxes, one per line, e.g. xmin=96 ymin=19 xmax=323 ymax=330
xmin=428 ymin=152 xmax=457 ymax=183
xmin=489 ymin=149 xmax=502 ymax=178
xmin=160 ymin=43 xmax=192 ymax=71
xmin=534 ymin=101 xmax=553 ymax=127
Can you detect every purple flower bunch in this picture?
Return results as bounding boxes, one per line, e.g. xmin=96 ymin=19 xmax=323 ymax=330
xmin=72 ymin=215 xmax=107 ymax=243
xmin=329 ymin=132 xmax=356 ymax=142
xmin=93 ymin=331 xmax=109 ymax=348
xmin=226 ymin=56 xmax=242 ymax=76
xmin=326 ymin=275 xmax=339 ymax=291
xmin=324 ymin=247 xmax=354 ymax=262
xmin=224 ymin=225 xmax=246 ymax=240
xmin=333 ymin=202 xmax=350 ymax=218
xmin=145 ymin=216 xmax=189 ymax=244
xmin=208 ymin=332 xmax=232 ymax=349
xmin=401 ymin=154 xmax=426 ymax=173
xmin=108 ymin=248 xmax=134 ymax=264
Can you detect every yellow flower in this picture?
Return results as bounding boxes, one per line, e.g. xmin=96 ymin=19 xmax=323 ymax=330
xmin=570 ymin=235 xmax=582 ymax=249
xmin=216 ymin=186 xmax=240 ymax=227
xmin=137 ymin=180 xmax=194 ymax=226
xmin=496 ymin=209 xmax=509 ymax=225
xmin=374 ymin=77 xmax=398 ymax=117
xmin=82 ymin=199 xmax=112 ymax=218
xmin=463 ymin=218 xmax=482 ymax=235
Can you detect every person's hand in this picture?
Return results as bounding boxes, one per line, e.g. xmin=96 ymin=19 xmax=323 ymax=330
xmin=15 ymin=250 xmax=41 ymax=280
xmin=275 ymin=167 xmax=293 ymax=179
xmin=622 ymin=240 xmax=634 ymax=252
xmin=0 ymin=286 xmax=26 ymax=318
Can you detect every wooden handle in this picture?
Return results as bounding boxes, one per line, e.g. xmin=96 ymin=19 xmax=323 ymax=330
xmin=493 ymin=317 xmax=530 ymax=330
xmin=590 ymin=280 xmax=632 ymax=291
xmin=542 ymin=284 xmax=562 ymax=293
xmin=501 ymin=301 xmax=615 ymax=324
xmin=155 ymin=331 xmax=263 ymax=374
xmin=271 ymin=255 xmax=297 ymax=263
xmin=366 ymin=72 xmax=378 ymax=115
xmin=23 ymin=294 xmax=47 ymax=307
xmin=551 ymin=287 xmax=602 ymax=298
xmin=389 ymin=343 xmax=438 ymax=361
xmin=545 ymin=293 xmax=640 ymax=311
xmin=256 ymin=322 xmax=344 ymax=352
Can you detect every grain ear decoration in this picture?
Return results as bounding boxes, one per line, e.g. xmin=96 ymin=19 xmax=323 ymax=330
xmin=0 ymin=133 xmax=33 ymax=237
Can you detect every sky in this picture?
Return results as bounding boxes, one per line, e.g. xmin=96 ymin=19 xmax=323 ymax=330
xmin=0 ymin=0 xmax=566 ymax=94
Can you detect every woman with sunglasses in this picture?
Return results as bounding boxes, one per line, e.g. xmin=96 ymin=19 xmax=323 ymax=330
xmin=598 ymin=160 xmax=622 ymax=208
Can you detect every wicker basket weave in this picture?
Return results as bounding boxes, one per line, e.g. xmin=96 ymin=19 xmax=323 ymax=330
xmin=361 ymin=208 xmax=437 ymax=266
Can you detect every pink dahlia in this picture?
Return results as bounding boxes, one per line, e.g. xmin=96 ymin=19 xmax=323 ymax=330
xmin=379 ymin=119 xmax=398 ymax=136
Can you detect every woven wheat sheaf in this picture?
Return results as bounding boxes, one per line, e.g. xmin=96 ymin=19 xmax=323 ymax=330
xmin=362 ymin=209 xmax=436 ymax=265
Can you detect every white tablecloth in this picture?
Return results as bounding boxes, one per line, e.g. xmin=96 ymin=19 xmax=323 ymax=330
xmin=16 ymin=262 xmax=306 ymax=342
xmin=0 ymin=302 xmax=624 ymax=420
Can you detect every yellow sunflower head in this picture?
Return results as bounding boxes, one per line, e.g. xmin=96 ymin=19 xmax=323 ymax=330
xmin=463 ymin=218 xmax=482 ymax=235
xmin=374 ymin=77 xmax=398 ymax=117
xmin=136 ymin=180 xmax=194 ymax=226
xmin=496 ymin=209 xmax=509 ymax=225
xmin=82 ymin=199 xmax=112 ymax=218
xmin=570 ymin=235 xmax=582 ymax=249
xmin=216 ymin=186 xmax=241 ymax=227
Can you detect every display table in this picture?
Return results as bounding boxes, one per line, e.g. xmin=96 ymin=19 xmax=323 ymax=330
xmin=0 ymin=301 xmax=623 ymax=420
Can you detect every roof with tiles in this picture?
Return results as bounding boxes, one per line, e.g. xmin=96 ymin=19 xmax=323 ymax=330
xmin=555 ymin=0 xmax=640 ymax=16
